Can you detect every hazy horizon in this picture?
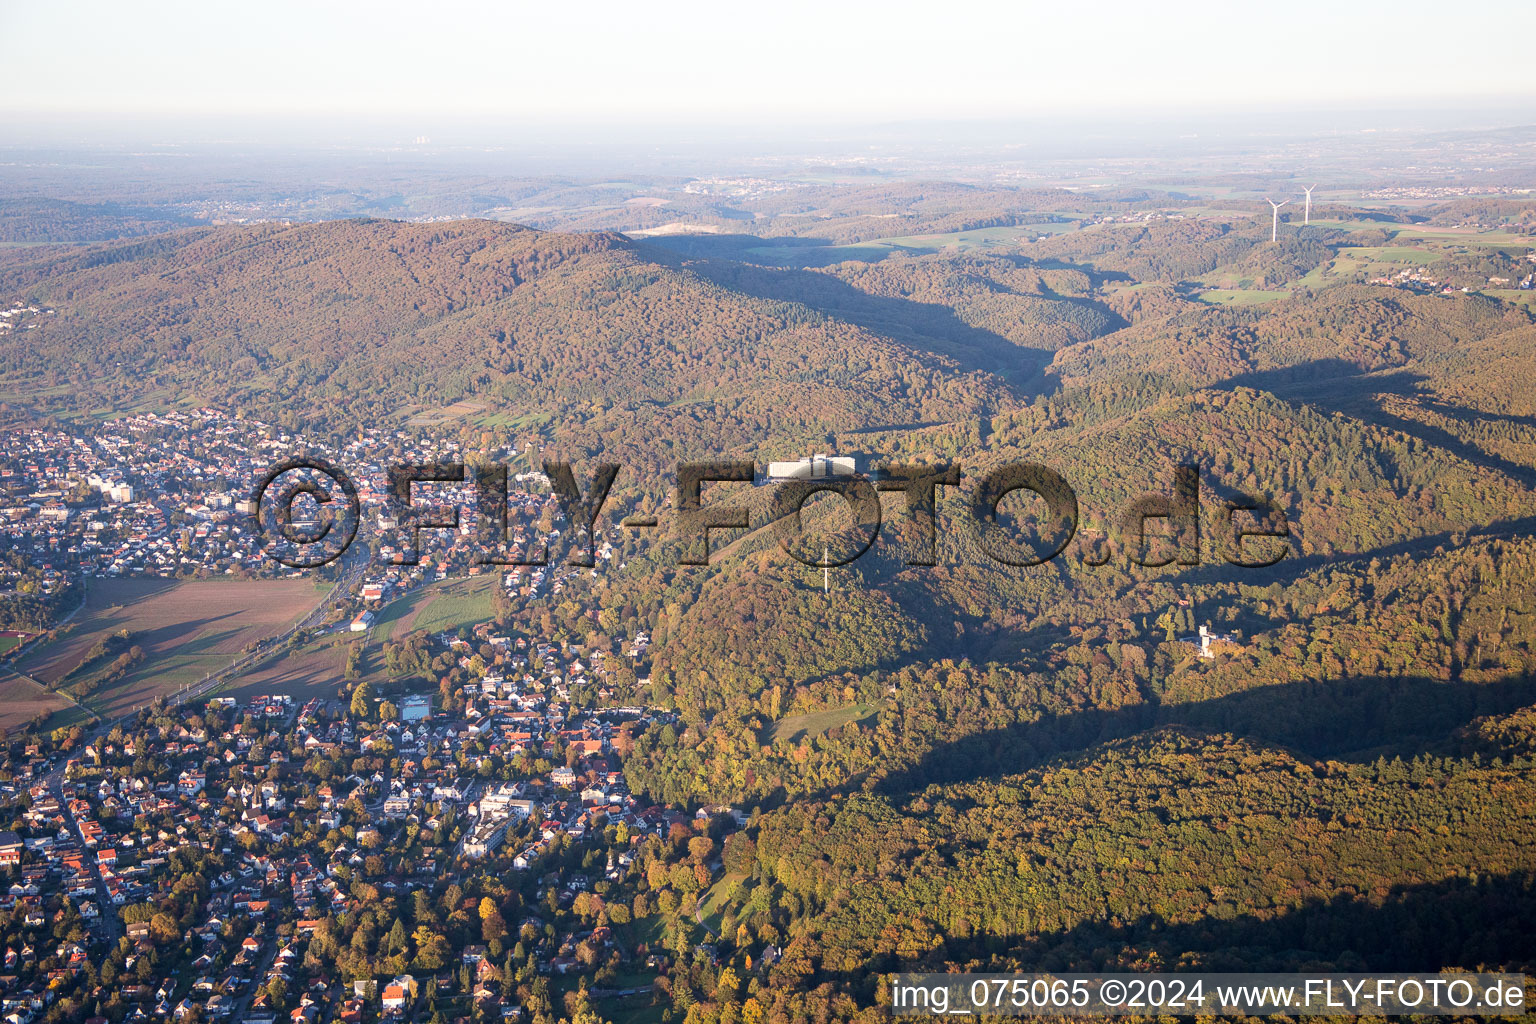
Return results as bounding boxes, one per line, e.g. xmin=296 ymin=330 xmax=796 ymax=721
xmin=4 ymin=0 xmax=1534 ymax=148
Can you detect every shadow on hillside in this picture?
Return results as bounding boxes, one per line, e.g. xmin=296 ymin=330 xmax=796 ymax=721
xmin=1172 ymin=511 xmax=1536 ymax=595
xmin=1023 ymin=870 xmax=1536 ymax=972
xmin=847 ymin=871 xmax=1536 ymax=979
xmin=1219 ymin=361 xmax=1536 ymax=488
xmin=688 ymin=257 xmax=1070 ymax=394
xmin=633 ymin=237 xmax=1134 ymax=397
xmin=873 ymin=673 xmax=1536 ymax=799
xmin=1423 ymin=397 xmax=1536 ymax=431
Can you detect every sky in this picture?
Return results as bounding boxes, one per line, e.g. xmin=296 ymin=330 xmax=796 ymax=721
xmin=2 ymin=0 xmax=1533 ymax=133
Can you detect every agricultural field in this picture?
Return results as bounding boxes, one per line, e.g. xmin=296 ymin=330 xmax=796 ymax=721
xmin=1325 ymin=245 xmax=1446 ymax=280
xmin=223 ymin=576 xmax=499 ymax=700
xmin=859 ymin=221 xmax=1081 ymax=251
xmin=1393 ymin=227 xmax=1531 ymax=247
xmin=404 ymin=399 xmax=489 ymax=426
xmin=222 ymin=632 xmax=349 ymax=700
xmin=0 ymin=673 xmax=81 ymax=734
xmin=16 ymin=577 xmax=325 ymax=719
xmin=1339 ymin=245 xmax=1445 ymax=265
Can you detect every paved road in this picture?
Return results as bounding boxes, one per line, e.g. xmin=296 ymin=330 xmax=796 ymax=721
xmin=226 ymin=935 xmax=279 ymax=1022
xmin=447 ymin=778 xmax=485 ymax=858
xmin=50 ymin=777 xmax=122 ymax=945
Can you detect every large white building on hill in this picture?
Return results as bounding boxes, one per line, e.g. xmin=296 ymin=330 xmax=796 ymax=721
xmin=767 ymin=454 xmax=856 ymax=480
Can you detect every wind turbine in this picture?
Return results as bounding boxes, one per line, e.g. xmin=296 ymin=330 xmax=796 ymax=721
xmin=1265 ymin=197 xmax=1289 ymax=242
xmin=1302 ymin=184 xmax=1318 ymax=225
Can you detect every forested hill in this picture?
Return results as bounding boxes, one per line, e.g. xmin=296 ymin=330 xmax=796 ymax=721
xmin=7 ymin=194 xmax=1536 ymax=1023
xmin=0 ymin=219 xmax=1026 ymax=453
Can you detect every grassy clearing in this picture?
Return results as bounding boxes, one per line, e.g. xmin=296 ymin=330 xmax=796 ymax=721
xmin=697 ymin=872 xmax=748 ymax=934
xmin=479 ymin=410 xmax=555 ymax=432
xmin=373 ymin=575 xmax=499 ymax=642
xmin=1294 ymin=262 xmax=1336 ymax=289
xmin=602 ymin=995 xmax=664 ymax=1024
xmin=620 ymin=910 xmax=669 ymax=954
xmin=769 ymin=703 xmax=878 ymax=745
xmin=42 ymin=703 xmax=97 ymax=731
xmin=1484 ymin=288 xmax=1536 ymax=310
xmin=404 ymin=399 xmax=488 ymax=426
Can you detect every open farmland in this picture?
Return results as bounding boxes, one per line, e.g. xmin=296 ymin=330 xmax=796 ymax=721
xmin=0 ymin=673 xmax=83 ymax=734
xmin=221 ymin=632 xmax=350 ymax=700
xmin=221 ymin=576 xmax=499 ymax=701
xmin=17 ymin=577 xmax=325 ymax=718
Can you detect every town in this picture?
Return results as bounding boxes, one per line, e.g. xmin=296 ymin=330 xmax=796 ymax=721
xmin=0 ymin=620 xmax=769 ymax=1024
xmin=0 ymin=410 xmax=782 ymax=1024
